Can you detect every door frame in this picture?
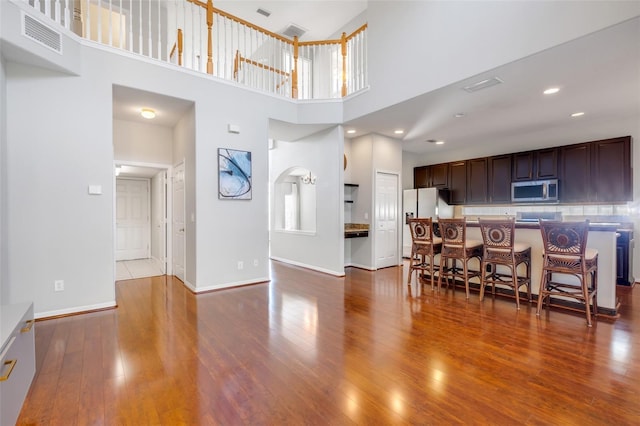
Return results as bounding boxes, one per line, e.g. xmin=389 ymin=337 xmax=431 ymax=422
xmin=113 ymin=160 xmax=173 ymax=277
xmin=172 ymin=160 xmax=186 ymax=283
xmin=373 ymin=169 xmax=401 ymax=269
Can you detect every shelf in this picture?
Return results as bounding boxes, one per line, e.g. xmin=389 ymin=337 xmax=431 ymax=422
xmin=344 ymin=183 xmax=359 ymax=187
xmin=345 ymin=200 xmax=354 ymax=204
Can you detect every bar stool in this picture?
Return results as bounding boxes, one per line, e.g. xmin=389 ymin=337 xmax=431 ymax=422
xmin=407 ymin=217 xmax=442 ymax=295
xmin=437 ymin=218 xmax=483 ymax=299
xmin=536 ymin=220 xmax=598 ymax=327
xmin=478 ymin=218 xmax=532 ymax=310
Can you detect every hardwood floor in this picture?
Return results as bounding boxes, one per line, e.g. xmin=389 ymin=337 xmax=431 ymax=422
xmin=18 ymin=261 xmax=640 ymax=425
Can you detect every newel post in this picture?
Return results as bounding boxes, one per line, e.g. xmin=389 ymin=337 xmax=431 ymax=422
xmin=206 ymin=0 xmax=214 ymax=74
xmin=292 ymin=36 xmax=299 ymax=99
xmin=341 ymin=32 xmax=347 ymax=97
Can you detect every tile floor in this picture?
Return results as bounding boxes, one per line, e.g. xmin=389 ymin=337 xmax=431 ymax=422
xmin=116 ymin=258 xmax=165 ymax=280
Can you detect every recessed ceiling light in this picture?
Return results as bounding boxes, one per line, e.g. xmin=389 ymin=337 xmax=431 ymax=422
xmin=454 ymin=113 xmax=465 ymax=118
xmin=347 ymin=129 xmax=356 ymax=134
xmin=426 ymin=139 xmax=445 ymax=145
xmin=141 ymin=108 xmax=156 ymax=119
xmin=543 ymin=87 xmax=560 ymax=95
xmin=571 ymin=112 xmax=585 ymax=117
xmin=394 ymin=130 xmax=404 ymax=135
xmin=435 ymin=140 xmax=445 ymax=145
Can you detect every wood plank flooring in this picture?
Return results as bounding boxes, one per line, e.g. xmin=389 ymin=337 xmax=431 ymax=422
xmin=17 ymin=261 xmax=640 ymax=425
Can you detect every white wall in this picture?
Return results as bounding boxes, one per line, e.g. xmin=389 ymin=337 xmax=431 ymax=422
xmin=345 ymin=0 xmax=640 ymax=121
xmin=270 ymin=127 xmax=345 ymax=276
xmin=113 ymin=119 xmax=174 ymax=164
xmin=6 ymin=61 xmax=116 ymax=317
xmin=349 ymin=134 xmax=373 ymax=269
xmin=0 ymin=56 xmax=6 ymax=307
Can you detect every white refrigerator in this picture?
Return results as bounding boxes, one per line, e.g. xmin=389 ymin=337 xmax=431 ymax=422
xmin=402 ymin=188 xmax=454 ymax=258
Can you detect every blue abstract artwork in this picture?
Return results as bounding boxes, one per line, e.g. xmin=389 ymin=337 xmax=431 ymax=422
xmin=218 ymin=148 xmax=252 ymax=200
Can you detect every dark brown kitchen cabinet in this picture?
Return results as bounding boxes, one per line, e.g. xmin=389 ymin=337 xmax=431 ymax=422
xmin=429 ymin=163 xmax=449 ymax=188
xmin=512 ymin=148 xmax=557 ymax=181
xmin=560 ymin=136 xmax=632 ymax=203
xmin=591 ymin=136 xmax=632 ymax=202
xmin=488 ymin=154 xmax=512 ymax=203
xmin=448 ymin=161 xmax=467 ymax=205
xmin=466 ymin=158 xmax=488 ymax=204
xmin=559 ymin=143 xmax=591 ymax=202
xmin=414 ymin=166 xmax=429 ymax=188
xmin=414 ymin=163 xmax=449 ymax=188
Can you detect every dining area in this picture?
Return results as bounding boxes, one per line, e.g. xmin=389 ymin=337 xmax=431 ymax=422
xmin=406 ymin=216 xmax=619 ymax=327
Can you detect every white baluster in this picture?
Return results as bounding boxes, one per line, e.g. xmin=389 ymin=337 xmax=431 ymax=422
xmin=157 ymin=0 xmax=161 ymax=60
xmin=85 ymin=0 xmax=91 ymax=41
xmin=108 ymin=0 xmax=112 ymax=47
xmin=128 ymin=0 xmax=133 ymax=51
xmin=63 ymin=0 xmax=70 ymax=29
xmin=43 ymin=0 xmax=50 ymax=17
xmin=147 ymin=0 xmax=152 ymax=57
xmin=138 ymin=0 xmax=142 ymax=54
xmin=119 ymin=0 xmax=123 ymax=49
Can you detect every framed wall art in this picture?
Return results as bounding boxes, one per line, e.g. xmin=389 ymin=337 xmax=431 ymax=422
xmin=218 ymin=148 xmax=252 ymax=200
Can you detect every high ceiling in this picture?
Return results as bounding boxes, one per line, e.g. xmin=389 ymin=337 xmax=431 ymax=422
xmin=112 ymin=2 xmax=640 ymax=158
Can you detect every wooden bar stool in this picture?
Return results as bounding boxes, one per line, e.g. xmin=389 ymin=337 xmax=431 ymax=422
xmin=478 ymin=218 xmax=532 ymax=310
xmin=536 ymin=220 xmax=598 ymax=326
xmin=407 ymin=218 xmax=442 ymax=295
xmin=437 ymin=218 xmax=483 ymax=299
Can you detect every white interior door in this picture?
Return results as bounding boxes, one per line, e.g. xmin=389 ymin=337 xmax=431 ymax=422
xmin=375 ymin=172 xmax=399 ymax=269
xmin=172 ymin=162 xmax=186 ymax=282
xmin=150 ymin=171 xmax=167 ymax=273
xmin=116 ymin=178 xmax=150 ymax=261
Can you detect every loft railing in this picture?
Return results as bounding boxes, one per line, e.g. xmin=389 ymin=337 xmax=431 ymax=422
xmin=21 ymin=0 xmax=368 ymax=100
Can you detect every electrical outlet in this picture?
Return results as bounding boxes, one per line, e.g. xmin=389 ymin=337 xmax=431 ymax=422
xmin=253 ymin=259 xmax=258 ymax=267
xmin=237 ymin=261 xmax=244 ymax=270
xmin=54 ymin=280 xmax=64 ymax=292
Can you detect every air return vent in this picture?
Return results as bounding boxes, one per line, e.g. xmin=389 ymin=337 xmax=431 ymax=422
xmin=22 ymin=12 xmax=62 ymax=54
xmin=462 ymin=77 xmax=503 ymax=93
xmin=282 ymin=23 xmax=307 ymax=39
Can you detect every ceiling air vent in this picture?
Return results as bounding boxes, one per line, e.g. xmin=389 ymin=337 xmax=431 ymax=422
xmin=282 ymin=23 xmax=307 ymax=39
xmin=256 ymin=8 xmax=271 ymax=18
xmin=462 ymin=77 xmax=503 ymax=93
xmin=22 ymin=12 xmax=62 ymax=54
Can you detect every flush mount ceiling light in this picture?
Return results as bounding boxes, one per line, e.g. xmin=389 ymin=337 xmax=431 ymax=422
xmin=543 ymin=87 xmax=560 ymax=95
xmin=462 ymin=77 xmax=503 ymax=93
xmin=347 ymin=129 xmax=356 ymax=134
xmin=394 ymin=129 xmax=404 ymax=135
xmin=141 ymin=108 xmax=156 ymax=119
xmin=571 ymin=112 xmax=585 ymax=117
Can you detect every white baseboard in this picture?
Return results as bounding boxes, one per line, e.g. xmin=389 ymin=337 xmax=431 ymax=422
xmin=270 ymin=256 xmax=346 ymax=277
xmin=191 ymin=276 xmax=271 ymax=293
xmin=35 ymin=300 xmax=117 ymax=319
xmin=346 ymin=262 xmax=376 ymax=271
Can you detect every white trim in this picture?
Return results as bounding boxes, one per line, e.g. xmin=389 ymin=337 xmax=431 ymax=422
xmin=35 ymin=301 xmax=117 ymax=319
xmin=345 ymin=262 xmax=376 ymax=271
xmin=189 ymin=277 xmax=271 ymax=293
xmin=270 ymin=256 xmax=346 ymax=277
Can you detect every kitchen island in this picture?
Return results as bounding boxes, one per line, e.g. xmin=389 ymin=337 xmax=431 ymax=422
xmin=464 ymin=221 xmax=619 ymax=316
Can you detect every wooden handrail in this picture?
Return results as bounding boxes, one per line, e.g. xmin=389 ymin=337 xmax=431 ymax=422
xmin=234 ymin=50 xmax=290 ymax=78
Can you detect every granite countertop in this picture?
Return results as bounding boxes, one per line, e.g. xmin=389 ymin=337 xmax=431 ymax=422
xmin=345 ymin=223 xmax=369 ymax=237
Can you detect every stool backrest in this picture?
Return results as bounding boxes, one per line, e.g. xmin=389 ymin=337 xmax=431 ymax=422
xmin=438 ymin=218 xmax=466 ymax=247
xmin=539 ymin=220 xmax=590 ymax=257
xmin=408 ymin=217 xmax=435 ymax=243
xmin=478 ymin=218 xmax=516 ymax=250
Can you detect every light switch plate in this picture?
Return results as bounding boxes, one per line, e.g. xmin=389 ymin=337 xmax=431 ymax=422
xmin=88 ymin=185 xmax=102 ymax=195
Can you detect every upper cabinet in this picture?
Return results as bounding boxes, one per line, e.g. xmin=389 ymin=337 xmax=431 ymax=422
xmin=488 ymin=154 xmax=512 ymax=203
xmin=512 ymin=148 xmax=558 ymax=181
xmin=559 ymin=143 xmax=591 ymax=202
xmin=414 ymin=163 xmax=449 ymax=189
xmin=413 ymin=135 xmax=632 ymax=205
xmin=448 ymin=161 xmax=467 ymax=205
xmin=466 ymin=158 xmax=488 ymax=204
xmin=591 ymin=137 xmax=632 ymax=203
xmin=560 ymin=136 xmax=632 ymax=203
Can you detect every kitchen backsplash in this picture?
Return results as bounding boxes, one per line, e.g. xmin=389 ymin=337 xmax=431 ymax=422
xmin=462 ymin=204 xmax=634 ymax=220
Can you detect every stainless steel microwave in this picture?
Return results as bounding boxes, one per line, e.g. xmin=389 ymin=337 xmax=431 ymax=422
xmin=511 ymin=179 xmax=558 ymax=203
